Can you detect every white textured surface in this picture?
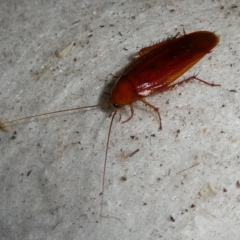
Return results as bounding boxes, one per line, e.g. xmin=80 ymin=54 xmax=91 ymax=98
xmin=0 ymin=1 xmax=240 ymax=239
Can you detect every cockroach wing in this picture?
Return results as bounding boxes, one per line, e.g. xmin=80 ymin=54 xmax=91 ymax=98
xmin=124 ymin=31 xmax=219 ymax=97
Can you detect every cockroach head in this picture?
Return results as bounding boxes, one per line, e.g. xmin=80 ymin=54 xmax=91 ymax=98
xmin=109 ymin=76 xmax=138 ymax=108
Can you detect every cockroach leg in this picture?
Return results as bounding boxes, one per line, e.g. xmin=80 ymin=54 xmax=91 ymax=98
xmin=122 ymin=104 xmax=134 ymax=124
xmin=118 ymin=108 xmax=122 ymax=122
xmin=167 ymin=76 xmax=221 ymax=90
xmin=140 ymin=99 xmax=162 ymax=130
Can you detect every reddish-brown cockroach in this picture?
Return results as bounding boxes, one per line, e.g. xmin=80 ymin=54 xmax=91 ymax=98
xmin=0 ymin=30 xmax=220 ymax=218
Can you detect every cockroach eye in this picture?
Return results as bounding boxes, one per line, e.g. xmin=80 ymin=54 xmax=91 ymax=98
xmin=112 ymin=103 xmax=121 ymax=108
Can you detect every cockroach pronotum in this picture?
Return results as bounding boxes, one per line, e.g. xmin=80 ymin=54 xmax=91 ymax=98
xmin=0 ymin=30 xmax=220 ymax=218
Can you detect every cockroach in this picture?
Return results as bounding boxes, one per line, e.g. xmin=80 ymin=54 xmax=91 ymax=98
xmin=0 ymin=30 xmax=220 ymax=218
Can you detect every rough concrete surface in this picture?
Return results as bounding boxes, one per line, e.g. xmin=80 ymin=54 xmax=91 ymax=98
xmin=0 ymin=1 xmax=240 ymax=239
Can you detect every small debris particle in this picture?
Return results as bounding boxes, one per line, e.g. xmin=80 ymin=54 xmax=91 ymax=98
xmin=72 ymin=19 xmax=81 ymax=25
xmin=0 ymin=118 xmax=10 ymax=132
xmin=236 ymin=180 xmax=240 ymax=188
xmin=120 ymin=176 xmax=127 ymax=181
xmin=177 ymin=162 xmax=200 ymax=174
xmin=52 ymin=221 xmax=62 ymax=230
xmin=57 ymin=42 xmax=74 ymax=58
xmin=129 ymin=149 xmax=139 ymax=157
xmin=198 ymin=190 xmax=203 ymax=197
xmin=170 ymin=215 xmax=175 ymax=222
xmin=120 ymin=151 xmax=125 ymax=161
xmin=209 ymin=182 xmax=217 ymax=194
xmin=60 ymin=141 xmax=65 ymax=148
